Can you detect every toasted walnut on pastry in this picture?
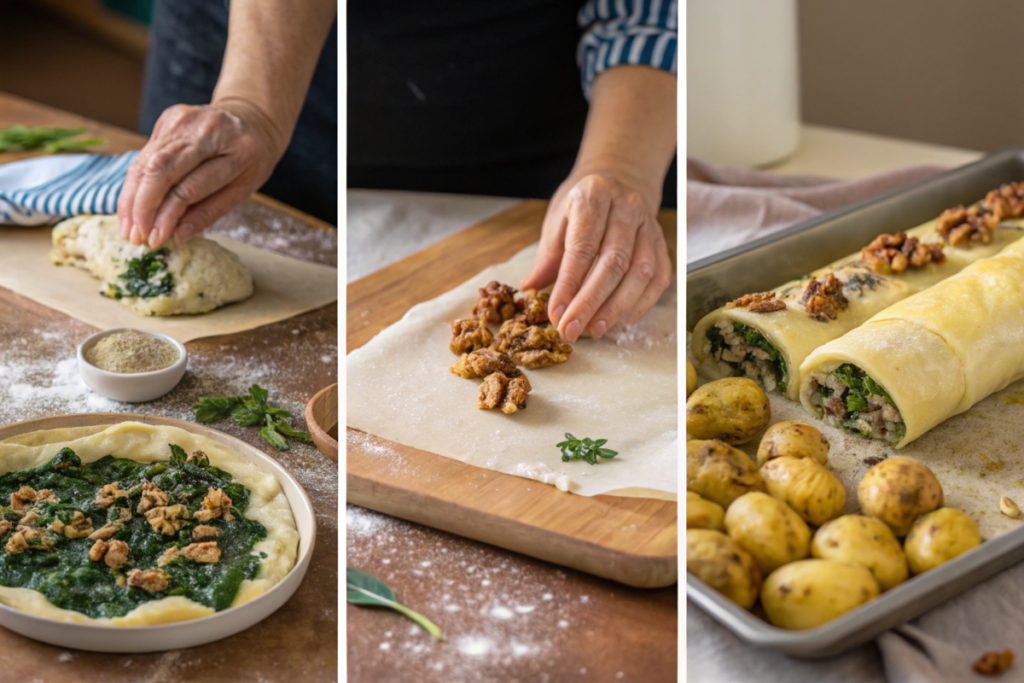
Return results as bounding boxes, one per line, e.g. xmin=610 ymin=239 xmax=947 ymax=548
xmin=493 ymin=315 xmax=572 ymax=368
xmin=478 ymin=371 xmax=532 ymax=414
xmin=450 ymin=318 xmax=494 ymax=355
xmin=449 ymin=347 xmax=519 ymax=379
xmin=472 ymin=281 xmax=518 ymax=324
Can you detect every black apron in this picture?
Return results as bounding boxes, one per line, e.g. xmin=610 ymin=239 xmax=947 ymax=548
xmin=348 ymin=0 xmax=677 ymax=208
xmin=139 ymin=0 xmax=338 ymax=225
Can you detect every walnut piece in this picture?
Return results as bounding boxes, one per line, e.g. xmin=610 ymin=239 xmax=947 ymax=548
xmin=974 ymin=649 xmax=1014 ymax=676
xmin=449 ymin=347 xmax=518 ymax=379
xmin=984 ymin=181 xmax=1024 ymax=218
xmin=493 ymin=316 xmax=572 ymax=369
xmin=145 ymin=504 xmax=189 ymax=535
xmin=449 ymin=318 xmax=494 ymax=355
xmin=183 ymin=541 xmax=221 ymax=563
xmin=88 ymin=521 xmax=121 ymax=541
xmin=935 ymin=205 xmax=998 ymax=247
xmin=472 ymin=281 xmax=518 ymax=324
xmin=50 ymin=510 xmax=94 ymax=539
xmin=861 ymin=232 xmax=945 ymax=274
xmin=18 ymin=509 xmax=41 ymax=528
xmin=478 ymin=371 xmax=532 ymax=414
xmin=516 ymin=289 xmax=550 ymax=325
xmin=10 ymin=486 xmax=57 ymax=510
xmin=137 ymin=482 xmax=170 ymax=513
xmin=799 ymin=274 xmax=849 ymax=321
xmin=726 ymin=291 xmax=786 ymax=313
xmin=192 ymin=525 xmax=219 ymax=540
xmin=90 ymin=539 xmax=130 ymax=570
xmin=0 ymin=520 xmax=11 ymax=536
xmin=193 ymin=488 xmax=235 ymax=523
xmin=95 ymin=482 xmax=128 ymax=508
xmin=126 ymin=568 xmax=169 ymax=593
xmin=5 ymin=527 xmax=54 ymax=554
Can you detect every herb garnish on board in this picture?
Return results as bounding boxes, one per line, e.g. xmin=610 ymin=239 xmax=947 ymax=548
xmin=193 ymin=385 xmax=311 ymax=451
xmin=557 ymin=434 xmax=618 ymax=465
xmin=0 ymin=126 xmax=105 ymax=153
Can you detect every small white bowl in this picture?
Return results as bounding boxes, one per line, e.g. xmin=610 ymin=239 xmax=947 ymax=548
xmin=78 ymin=329 xmax=187 ymax=403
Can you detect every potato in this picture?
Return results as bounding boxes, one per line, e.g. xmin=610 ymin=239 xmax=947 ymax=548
xmin=686 ymin=359 xmax=698 ymax=398
xmin=724 ymin=491 xmax=810 ymax=574
xmin=904 ymin=507 xmax=981 ymax=575
xmin=761 ymin=559 xmax=880 ymax=630
xmin=686 ymin=377 xmax=771 ymax=445
xmin=687 ymin=439 xmax=765 ymax=509
xmin=761 ymin=456 xmax=846 ymax=526
xmin=756 ymin=421 xmax=829 ymax=467
xmin=686 ymin=529 xmax=761 ymax=609
xmin=811 ymin=515 xmax=908 ymax=590
xmin=687 ymin=491 xmax=725 ymax=531
xmin=857 ymin=456 xmax=943 ymax=536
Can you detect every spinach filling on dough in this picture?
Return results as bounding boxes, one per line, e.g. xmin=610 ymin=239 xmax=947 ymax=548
xmin=705 ymin=321 xmax=789 ymax=393
xmin=809 ymin=363 xmax=907 ymax=444
xmin=0 ymin=445 xmax=266 ymax=619
xmin=102 ymin=249 xmax=175 ymax=300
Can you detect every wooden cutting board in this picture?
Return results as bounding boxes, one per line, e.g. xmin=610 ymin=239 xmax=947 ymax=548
xmin=347 ymin=200 xmax=678 ymax=588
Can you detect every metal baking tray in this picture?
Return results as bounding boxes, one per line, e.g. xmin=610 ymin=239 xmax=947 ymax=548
xmin=685 ymin=147 xmax=1024 ymax=658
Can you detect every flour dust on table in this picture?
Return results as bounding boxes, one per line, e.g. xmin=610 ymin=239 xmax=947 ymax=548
xmin=347 ymin=244 xmax=678 ymax=498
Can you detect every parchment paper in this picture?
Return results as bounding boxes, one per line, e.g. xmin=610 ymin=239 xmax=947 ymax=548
xmin=347 ymin=244 xmax=678 ymax=498
xmin=0 ymin=227 xmax=337 ymax=343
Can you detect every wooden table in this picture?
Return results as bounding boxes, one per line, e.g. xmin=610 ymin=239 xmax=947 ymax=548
xmin=0 ymin=92 xmax=338 ymax=681
xmin=347 ymin=203 xmax=678 ymax=681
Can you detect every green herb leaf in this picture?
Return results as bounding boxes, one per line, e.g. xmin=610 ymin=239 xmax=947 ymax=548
xmin=168 ymin=444 xmax=188 ymax=468
xmin=346 ymin=568 xmax=443 ymax=640
xmin=260 ymin=423 xmax=289 ymax=451
xmin=0 ymin=126 xmax=106 ymax=153
xmin=117 ymin=249 xmax=174 ymax=299
xmin=192 ymin=385 xmax=310 ymax=450
xmin=192 ymin=396 xmax=242 ymax=424
xmin=557 ymin=434 xmax=619 ymax=465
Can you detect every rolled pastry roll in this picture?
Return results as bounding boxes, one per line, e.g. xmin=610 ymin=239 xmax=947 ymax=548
xmin=691 ymin=218 xmax=1024 ymax=400
xmin=799 ymin=238 xmax=1024 ymax=447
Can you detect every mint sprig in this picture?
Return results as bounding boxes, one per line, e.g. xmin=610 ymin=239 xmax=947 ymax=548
xmin=192 ymin=384 xmax=311 ymax=451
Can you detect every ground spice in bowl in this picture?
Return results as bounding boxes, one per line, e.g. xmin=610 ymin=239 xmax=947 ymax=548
xmin=83 ymin=329 xmax=180 ymax=374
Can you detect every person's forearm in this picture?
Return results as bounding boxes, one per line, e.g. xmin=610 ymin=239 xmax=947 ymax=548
xmin=213 ymin=0 xmax=337 ymax=160
xmin=573 ymin=66 xmax=678 ymax=209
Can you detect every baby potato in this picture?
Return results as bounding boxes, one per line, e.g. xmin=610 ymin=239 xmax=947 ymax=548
xmin=904 ymin=507 xmax=981 ymax=575
xmin=687 ymin=491 xmax=725 ymax=531
xmin=686 ymin=529 xmax=761 ymax=609
xmin=686 ymin=359 xmax=698 ymax=398
xmin=858 ymin=456 xmax=943 ymax=536
xmin=687 ymin=439 xmax=765 ymax=509
xmin=724 ymin=491 xmax=810 ymax=575
xmin=756 ymin=421 xmax=830 ymax=467
xmin=761 ymin=559 xmax=880 ymax=630
xmin=686 ymin=377 xmax=771 ymax=445
xmin=811 ymin=515 xmax=908 ymax=590
xmin=761 ymin=456 xmax=846 ymax=526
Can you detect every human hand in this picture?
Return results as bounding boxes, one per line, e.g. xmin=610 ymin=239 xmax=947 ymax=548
xmin=118 ymin=98 xmax=286 ymax=248
xmin=520 ymin=171 xmax=672 ymax=342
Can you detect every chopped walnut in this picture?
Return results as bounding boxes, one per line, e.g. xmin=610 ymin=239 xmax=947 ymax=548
xmin=95 ymin=482 xmax=128 ymax=508
xmin=90 ymin=539 xmax=130 ymax=570
xmin=449 ymin=318 xmax=494 ymax=355
xmin=935 ymin=205 xmax=998 ymax=247
xmin=449 ymin=347 xmax=518 ymax=379
xmin=137 ymin=482 xmax=170 ymax=513
xmin=985 ymin=181 xmax=1024 ymax=218
xmin=799 ymin=274 xmax=849 ymax=321
xmin=183 ymin=541 xmax=221 ymax=564
xmin=50 ymin=511 xmax=94 ymax=539
xmin=10 ymin=486 xmax=56 ymax=510
xmin=472 ymin=281 xmax=518 ymax=324
xmin=193 ymin=488 xmax=235 ymax=523
xmin=0 ymin=520 xmax=11 ymax=536
xmin=493 ymin=316 xmax=572 ymax=369
xmin=5 ymin=527 xmax=54 ymax=554
xmin=88 ymin=521 xmax=121 ymax=541
xmin=186 ymin=450 xmax=207 ymax=465
xmin=145 ymin=504 xmax=189 ymax=535
xmin=726 ymin=291 xmax=786 ymax=313
xmin=192 ymin=525 xmax=219 ymax=540
xmin=18 ymin=509 xmax=41 ymax=528
xmin=126 ymin=568 xmax=169 ymax=593
xmin=861 ymin=232 xmax=946 ymax=274
xmin=157 ymin=546 xmax=181 ymax=566
xmin=974 ymin=649 xmax=1014 ymax=675
xmin=478 ymin=371 xmax=532 ymax=414
xmin=516 ymin=289 xmax=550 ymax=325
xmin=117 ymin=507 xmax=132 ymax=522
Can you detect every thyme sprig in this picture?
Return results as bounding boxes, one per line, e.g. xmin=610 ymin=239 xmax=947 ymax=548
xmin=557 ymin=433 xmax=618 ymax=465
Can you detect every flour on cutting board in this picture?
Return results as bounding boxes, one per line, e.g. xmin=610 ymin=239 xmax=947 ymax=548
xmin=346 ymin=244 xmax=678 ymax=497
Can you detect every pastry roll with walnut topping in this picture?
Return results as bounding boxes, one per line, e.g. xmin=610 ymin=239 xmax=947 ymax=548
xmin=691 ymin=208 xmax=1024 ymax=400
xmin=800 ymin=238 xmax=1024 ymax=447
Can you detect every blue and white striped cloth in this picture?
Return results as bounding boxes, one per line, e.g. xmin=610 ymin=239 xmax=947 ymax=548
xmin=0 ymin=152 xmax=137 ymax=226
xmin=577 ymin=0 xmax=678 ymax=99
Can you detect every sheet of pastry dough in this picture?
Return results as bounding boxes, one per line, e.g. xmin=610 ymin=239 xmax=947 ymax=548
xmin=346 ymin=244 xmax=678 ymax=498
xmin=691 ymin=218 xmax=1024 ymax=400
xmin=0 ymin=227 xmax=337 ymax=343
xmin=0 ymin=421 xmax=299 ymax=625
xmin=800 ymin=239 xmax=1024 ymax=447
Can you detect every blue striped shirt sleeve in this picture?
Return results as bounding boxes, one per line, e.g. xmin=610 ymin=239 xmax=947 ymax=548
xmin=577 ymin=0 xmax=678 ymax=99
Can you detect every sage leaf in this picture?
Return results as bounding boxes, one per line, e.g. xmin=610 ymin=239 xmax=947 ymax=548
xmin=346 ymin=568 xmax=443 ymax=640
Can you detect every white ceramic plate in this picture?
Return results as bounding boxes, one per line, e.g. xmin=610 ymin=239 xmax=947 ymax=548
xmin=0 ymin=414 xmax=316 ymax=653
